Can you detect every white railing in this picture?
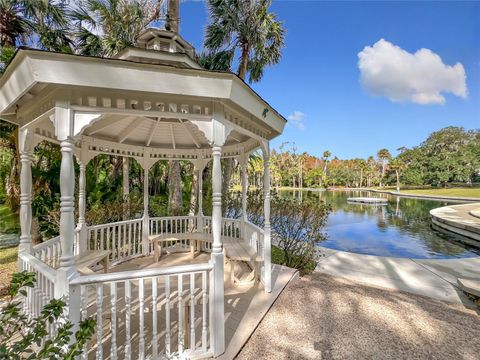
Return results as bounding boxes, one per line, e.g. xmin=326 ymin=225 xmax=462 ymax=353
xmin=74 ymin=227 xmax=81 ymax=256
xmin=87 ymin=218 xmax=143 ymax=264
xmin=202 ymin=216 xmax=242 ymax=239
xmin=70 ymin=263 xmax=213 ymax=360
xmin=19 ymin=253 xmax=56 ymax=320
xmin=203 ymin=217 xmax=212 ymax=234
xmin=149 ymin=216 xmax=197 ymax=236
xmin=222 ymin=218 xmax=242 ymax=239
xmin=244 ymin=220 xmax=265 ymax=260
xmin=33 ymin=236 xmax=61 ymax=268
xmin=244 ymin=220 xmax=265 ymax=284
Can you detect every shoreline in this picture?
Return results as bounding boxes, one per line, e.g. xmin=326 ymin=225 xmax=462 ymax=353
xmin=272 ymin=186 xmax=480 ymax=202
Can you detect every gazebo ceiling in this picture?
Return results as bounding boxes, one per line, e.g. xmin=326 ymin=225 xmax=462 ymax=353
xmin=81 ymin=114 xmax=250 ymax=150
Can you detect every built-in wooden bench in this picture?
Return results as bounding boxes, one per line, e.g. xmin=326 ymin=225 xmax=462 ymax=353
xmin=74 ymin=250 xmax=111 ymax=274
xmin=150 ymin=233 xmax=262 ymax=286
xmin=223 ymin=238 xmax=262 ymax=286
xmin=150 ymin=232 xmax=208 ymax=261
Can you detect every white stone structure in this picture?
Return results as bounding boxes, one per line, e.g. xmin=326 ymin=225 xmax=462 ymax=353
xmin=0 ymin=29 xmax=286 ymax=359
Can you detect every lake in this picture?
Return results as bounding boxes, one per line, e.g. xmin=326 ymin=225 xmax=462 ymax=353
xmin=278 ymin=189 xmax=480 ymax=259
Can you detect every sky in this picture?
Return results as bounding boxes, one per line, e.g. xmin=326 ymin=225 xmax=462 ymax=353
xmin=178 ymin=1 xmax=480 ymax=159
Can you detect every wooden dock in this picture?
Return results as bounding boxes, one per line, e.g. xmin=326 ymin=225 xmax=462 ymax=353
xmin=347 ymin=197 xmax=388 ymax=204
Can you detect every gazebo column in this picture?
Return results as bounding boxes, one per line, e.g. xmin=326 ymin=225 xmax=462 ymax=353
xmin=18 ymin=128 xmax=34 ymax=255
xmin=59 ymin=138 xmax=76 ymax=271
xmin=262 ymin=142 xmax=272 ymax=293
xmin=141 ymin=157 xmax=151 ymax=255
xmin=196 ymin=159 xmax=206 ymax=232
xmin=77 ymin=161 xmax=87 ymax=254
xmin=210 ymin=144 xmax=225 ymax=356
xmin=192 ymin=110 xmax=231 ymax=357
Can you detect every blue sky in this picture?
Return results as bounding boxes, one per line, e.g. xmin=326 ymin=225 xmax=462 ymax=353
xmin=179 ymin=1 xmax=480 ymax=159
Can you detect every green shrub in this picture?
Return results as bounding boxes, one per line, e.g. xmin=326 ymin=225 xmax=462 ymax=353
xmin=0 ymin=272 xmax=95 ymax=359
xmin=235 ymin=190 xmax=331 ymax=276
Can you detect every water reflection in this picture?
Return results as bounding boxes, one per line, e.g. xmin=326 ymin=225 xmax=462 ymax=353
xmin=278 ymin=190 xmax=480 ymax=259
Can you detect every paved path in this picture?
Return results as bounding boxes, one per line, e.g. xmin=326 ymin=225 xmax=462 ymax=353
xmin=315 ymin=247 xmax=480 ymax=306
xmin=238 ymin=273 xmax=480 ymax=360
xmin=430 ymin=203 xmax=480 ymax=242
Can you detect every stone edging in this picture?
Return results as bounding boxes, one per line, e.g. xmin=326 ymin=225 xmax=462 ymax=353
xmin=430 ymin=203 xmax=480 ymax=245
xmin=365 ymin=189 xmax=480 ymax=202
xmin=470 ymin=209 xmax=480 ymax=219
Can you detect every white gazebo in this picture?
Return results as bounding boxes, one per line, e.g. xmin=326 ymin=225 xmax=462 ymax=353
xmin=0 ymin=29 xmax=286 ymax=359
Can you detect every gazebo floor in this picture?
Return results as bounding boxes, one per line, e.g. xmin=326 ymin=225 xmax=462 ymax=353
xmin=82 ymin=252 xmax=297 ymax=359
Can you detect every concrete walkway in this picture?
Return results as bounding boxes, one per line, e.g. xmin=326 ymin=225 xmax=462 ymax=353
xmin=316 ymin=247 xmax=480 ymax=306
xmin=238 ymin=273 xmax=480 ymax=360
xmin=430 ymin=203 xmax=480 ymax=243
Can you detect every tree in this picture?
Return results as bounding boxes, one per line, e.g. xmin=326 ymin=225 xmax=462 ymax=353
xmin=389 ymin=157 xmax=406 ymax=192
xmin=204 ymin=0 xmax=285 ymax=83
xmin=322 ymin=150 xmax=331 ymax=175
xmin=72 ymin=0 xmax=164 ymax=57
xmin=377 ymin=148 xmax=391 ymax=187
xmin=0 ymin=0 xmax=31 ymax=47
xmin=355 ymin=158 xmax=367 ymax=187
xmin=167 ymin=160 xmax=183 ymax=215
xmin=202 ymin=0 xmax=285 ymax=196
xmin=0 ymin=0 xmax=71 ymax=71
xmin=23 ymin=0 xmax=72 ymax=52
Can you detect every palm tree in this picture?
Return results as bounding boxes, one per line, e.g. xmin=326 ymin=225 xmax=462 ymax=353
xmin=389 ymin=158 xmax=406 ymax=192
xmin=23 ymin=0 xmax=72 ymax=52
xmin=355 ymin=158 xmax=367 ymax=188
xmin=247 ymin=152 xmax=264 ymax=188
xmin=0 ymin=0 xmax=31 ymax=47
xmin=322 ymin=150 xmax=331 ymax=174
xmin=72 ymin=0 xmax=164 ymax=57
xmin=204 ymin=0 xmax=285 ymax=83
xmin=167 ymin=160 xmax=183 ymax=215
xmin=0 ymin=0 xmax=71 ymax=71
xmin=377 ymin=148 xmax=391 ymax=187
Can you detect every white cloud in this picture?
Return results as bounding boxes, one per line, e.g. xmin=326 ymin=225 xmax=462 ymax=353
xmin=358 ymin=39 xmax=467 ymax=105
xmin=288 ymin=111 xmax=306 ymax=130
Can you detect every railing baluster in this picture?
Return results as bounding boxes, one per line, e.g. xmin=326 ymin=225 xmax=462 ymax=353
xmin=119 ymin=225 xmax=123 ymax=260
xmin=178 ymin=274 xmax=184 ymax=353
xmin=110 ymin=282 xmax=117 ymax=360
xmin=202 ymin=270 xmax=207 ymax=352
xmin=113 ymin=226 xmax=117 ymax=261
xmin=132 ymin=223 xmax=136 ymax=255
xmin=105 ymin=227 xmax=108 ymax=251
xmin=80 ymin=285 xmax=88 ymax=360
xmin=190 ymin=273 xmax=195 ymax=350
xmin=96 ymin=284 xmax=103 ymax=360
xmin=139 ymin=278 xmax=145 ymax=359
xmin=125 ymin=280 xmax=131 ymax=360
xmin=152 ymin=277 xmax=158 ymax=358
xmin=165 ymin=275 xmax=171 ymax=356
xmin=128 ymin=223 xmax=132 ymax=257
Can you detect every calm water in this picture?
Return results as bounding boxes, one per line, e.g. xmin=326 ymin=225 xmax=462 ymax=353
xmin=278 ymin=190 xmax=480 ymax=259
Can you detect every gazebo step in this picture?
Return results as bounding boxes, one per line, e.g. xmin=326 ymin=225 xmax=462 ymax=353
xmin=457 ymin=278 xmax=480 ymax=298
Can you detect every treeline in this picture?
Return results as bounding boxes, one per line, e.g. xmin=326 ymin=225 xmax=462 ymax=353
xmin=260 ymin=127 xmax=480 ymax=189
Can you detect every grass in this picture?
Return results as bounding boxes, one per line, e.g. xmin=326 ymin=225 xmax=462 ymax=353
xmin=0 ymin=205 xmax=20 ymax=234
xmin=0 ymin=247 xmax=18 ymax=298
xmin=401 ymin=188 xmax=480 ymax=198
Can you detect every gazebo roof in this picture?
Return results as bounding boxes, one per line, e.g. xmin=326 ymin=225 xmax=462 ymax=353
xmin=0 ymin=46 xmax=286 ymax=158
